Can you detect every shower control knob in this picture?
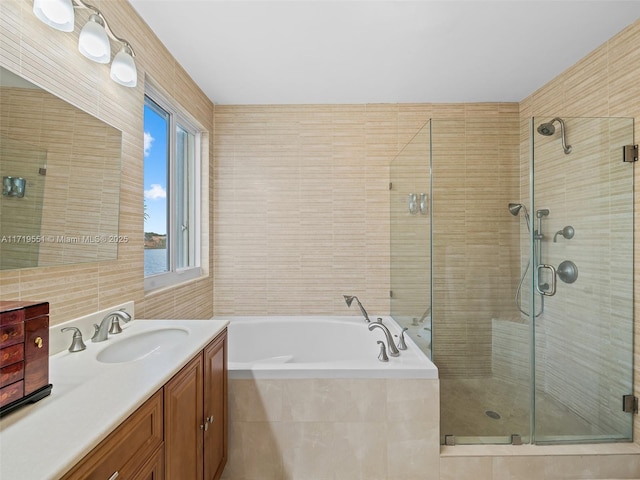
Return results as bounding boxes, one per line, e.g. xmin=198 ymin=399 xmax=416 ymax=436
xmin=557 ymin=260 xmax=578 ymax=284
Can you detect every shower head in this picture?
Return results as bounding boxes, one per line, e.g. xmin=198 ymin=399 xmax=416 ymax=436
xmin=537 ymin=122 xmax=555 ymax=136
xmin=508 ymin=203 xmax=531 ymax=231
xmin=536 ymin=117 xmax=572 ymax=154
xmin=343 ymin=295 xmax=371 ymax=322
xmin=508 ymin=203 xmax=524 ymax=216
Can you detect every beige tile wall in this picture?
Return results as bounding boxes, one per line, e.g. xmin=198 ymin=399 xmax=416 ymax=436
xmin=0 ymin=0 xmax=214 ymax=323
xmin=431 ymin=109 xmax=521 ymax=378
xmin=213 ymin=104 xmax=519 ymax=349
xmin=213 ymin=104 xmax=431 ymax=316
xmin=519 ymin=18 xmax=640 ymax=443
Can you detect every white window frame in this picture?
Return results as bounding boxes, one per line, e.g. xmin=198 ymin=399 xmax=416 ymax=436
xmin=144 ymin=82 xmax=202 ymax=291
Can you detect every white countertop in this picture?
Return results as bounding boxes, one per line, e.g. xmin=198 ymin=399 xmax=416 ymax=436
xmin=0 ymin=318 xmax=229 ymax=480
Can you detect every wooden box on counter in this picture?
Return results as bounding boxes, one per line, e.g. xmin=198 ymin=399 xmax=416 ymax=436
xmin=0 ymin=301 xmax=52 ymax=416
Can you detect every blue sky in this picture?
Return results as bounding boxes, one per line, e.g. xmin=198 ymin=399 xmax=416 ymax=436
xmin=144 ymin=104 xmax=168 ymax=235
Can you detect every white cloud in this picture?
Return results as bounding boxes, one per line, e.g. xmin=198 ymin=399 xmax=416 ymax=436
xmin=144 ymin=184 xmax=166 ymax=200
xmin=144 ymin=131 xmax=154 ymax=157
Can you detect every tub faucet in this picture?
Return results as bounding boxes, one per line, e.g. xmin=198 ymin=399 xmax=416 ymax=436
xmin=368 ymin=321 xmax=400 ymax=357
xmin=343 ymin=295 xmax=370 ymax=323
xmin=92 ymin=310 xmax=132 ymax=343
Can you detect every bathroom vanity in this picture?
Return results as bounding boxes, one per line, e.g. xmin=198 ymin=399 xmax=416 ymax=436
xmin=0 ymin=317 xmax=228 ymax=480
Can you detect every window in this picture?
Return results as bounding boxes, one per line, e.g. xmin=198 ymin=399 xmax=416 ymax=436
xmin=144 ymin=86 xmax=201 ymax=290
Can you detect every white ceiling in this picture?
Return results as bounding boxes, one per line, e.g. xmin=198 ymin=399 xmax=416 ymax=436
xmin=128 ymin=0 xmax=640 ymax=105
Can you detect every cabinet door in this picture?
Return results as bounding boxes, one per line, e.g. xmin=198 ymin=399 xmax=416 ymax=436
xmin=131 ymin=445 xmax=165 ymax=480
xmin=165 ymin=353 xmax=204 ymax=480
xmin=203 ymin=331 xmax=227 ymax=480
xmin=61 ymin=391 xmax=163 ymax=480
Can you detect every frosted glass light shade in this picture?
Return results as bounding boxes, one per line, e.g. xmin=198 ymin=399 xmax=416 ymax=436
xmin=33 ymin=0 xmax=75 ymax=32
xmin=110 ymin=46 xmax=137 ymax=87
xmin=78 ymin=14 xmax=110 ymax=64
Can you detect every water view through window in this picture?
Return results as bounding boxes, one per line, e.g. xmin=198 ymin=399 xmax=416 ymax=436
xmin=143 ymin=97 xmax=169 ymax=276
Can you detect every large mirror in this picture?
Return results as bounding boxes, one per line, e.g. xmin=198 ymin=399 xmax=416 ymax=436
xmin=0 ymin=66 xmax=122 ymax=270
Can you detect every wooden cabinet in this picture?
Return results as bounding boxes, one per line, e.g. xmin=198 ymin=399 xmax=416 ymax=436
xmin=0 ymin=301 xmax=51 ymax=415
xmin=203 ymin=333 xmax=227 ymax=480
xmin=61 ymin=390 xmax=164 ymax=480
xmin=165 ymin=331 xmax=227 ymax=480
xmin=62 ymin=328 xmax=227 ymax=480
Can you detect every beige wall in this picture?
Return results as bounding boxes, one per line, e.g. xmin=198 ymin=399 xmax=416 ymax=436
xmin=520 ymin=18 xmax=640 ymax=443
xmin=0 ymin=0 xmax=214 ymax=323
xmin=213 ymin=104 xmax=428 ymax=316
xmin=213 ymin=104 xmax=520 ymax=335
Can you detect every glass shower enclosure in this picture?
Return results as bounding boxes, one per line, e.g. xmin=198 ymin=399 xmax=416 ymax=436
xmin=390 ymin=116 xmax=634 ymax=445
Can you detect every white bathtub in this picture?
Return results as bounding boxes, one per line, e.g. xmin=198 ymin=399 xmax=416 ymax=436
xmin=219 ymin=315 xmax=438 ymax=379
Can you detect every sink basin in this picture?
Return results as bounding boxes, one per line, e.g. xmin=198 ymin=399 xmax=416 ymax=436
xmin=97 ymin=328 xmax=189 ymax=363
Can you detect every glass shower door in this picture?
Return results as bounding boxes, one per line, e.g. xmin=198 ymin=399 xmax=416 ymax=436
xmin=531 ymin=117 xmax=634 ymax=443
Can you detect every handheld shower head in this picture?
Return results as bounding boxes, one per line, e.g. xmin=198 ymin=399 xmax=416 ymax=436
xmin=508 ymin=203 xmax=531 ymax=231
xmin=508 ymin=203 xmax=523 ymax=216
xmin=343 ymin=295 xmax=370 ymax=322
xmin=536 ymin=117 xmax=572 ymax=154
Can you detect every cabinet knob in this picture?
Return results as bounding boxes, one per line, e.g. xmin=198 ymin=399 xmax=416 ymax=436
xmin=34 ymin=336 xmax=43 ymax=348
xmin=108 ymin=472 xmax=119 ymax=480
xmin=200 ymin=423 xmax=209 ymax=431
xmin=207 ymin=415 xmax=214 ymax=424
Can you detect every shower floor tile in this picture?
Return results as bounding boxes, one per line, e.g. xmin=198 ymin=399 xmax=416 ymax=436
xmin=440 ymin=377 xmax=604 ymax=443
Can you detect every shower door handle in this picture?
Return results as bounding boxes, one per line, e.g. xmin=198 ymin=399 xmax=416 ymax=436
xmin=536 ymin=264 xmax=557 ymax=296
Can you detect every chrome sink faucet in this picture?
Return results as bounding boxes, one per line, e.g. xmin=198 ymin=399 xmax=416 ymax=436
xmin=92 ymin=310 xmax=132 ymax=342
xmin=368 ymin=321 xmax=400 ymax=357
xmin=343 ymin=295 xmax=371 ymax=323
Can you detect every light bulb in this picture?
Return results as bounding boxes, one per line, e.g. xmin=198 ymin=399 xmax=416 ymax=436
xmin=78 ymin=14 xmax=111 ymax=64
xmin=110 ymin=46 xmax=137 ymax=87
xmin=33 ymin=0 xmax=75 ymax=32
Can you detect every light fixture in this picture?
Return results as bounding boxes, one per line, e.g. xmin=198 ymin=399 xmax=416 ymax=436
xmin=33 ymin=0 xmax=75 ymax=32
xmin=78 ymin=14 xmax=110 ymax=63
xmin=32 ymin=0 xmax=137 ymax=87
xmin=110 ymin=45 xmax=137 ymax=87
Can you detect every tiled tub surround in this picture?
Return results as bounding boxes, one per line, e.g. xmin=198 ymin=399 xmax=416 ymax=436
xmin=0 ymin=311 xmax=229 ymax=480
xmin=220 ymin=315 xmax=439 ymax=480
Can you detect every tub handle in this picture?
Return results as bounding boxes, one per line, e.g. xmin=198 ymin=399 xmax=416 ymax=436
xmin=377 ymin=341 xmax=389 ymax=362
xmin=397 ymin=327 xmax=408 ymax=351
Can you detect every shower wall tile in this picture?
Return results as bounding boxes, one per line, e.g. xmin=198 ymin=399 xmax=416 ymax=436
xmin=214 ymin=103 xmax=521 ymax=379
xmin=431 ymin=107 xmax=521 ymax=378
xmin=520 ymin=17 xmax=640 ymax=443
xmin=214 ymin=104 xmax=400 ymax=316
xmin=0 ymin=0 xmax=214 ymax=323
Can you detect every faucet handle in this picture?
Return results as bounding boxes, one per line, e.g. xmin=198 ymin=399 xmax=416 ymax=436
xmin=109 ymin=317 xmax=123 ymax=334
xmin=109 ymin=316 xmax=122 ymax=335
xmin=376 ymin=341 xmax=389 ymax=362
xmin=91 ymin=323 xmax=101 ymax=341
xmin=61 ymin=327 xmax=87 ymax=352
xmin=108 ymin=310 xmax=132 ymax=334
xmin=397 ymin=327 xmax=408 ymax=351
